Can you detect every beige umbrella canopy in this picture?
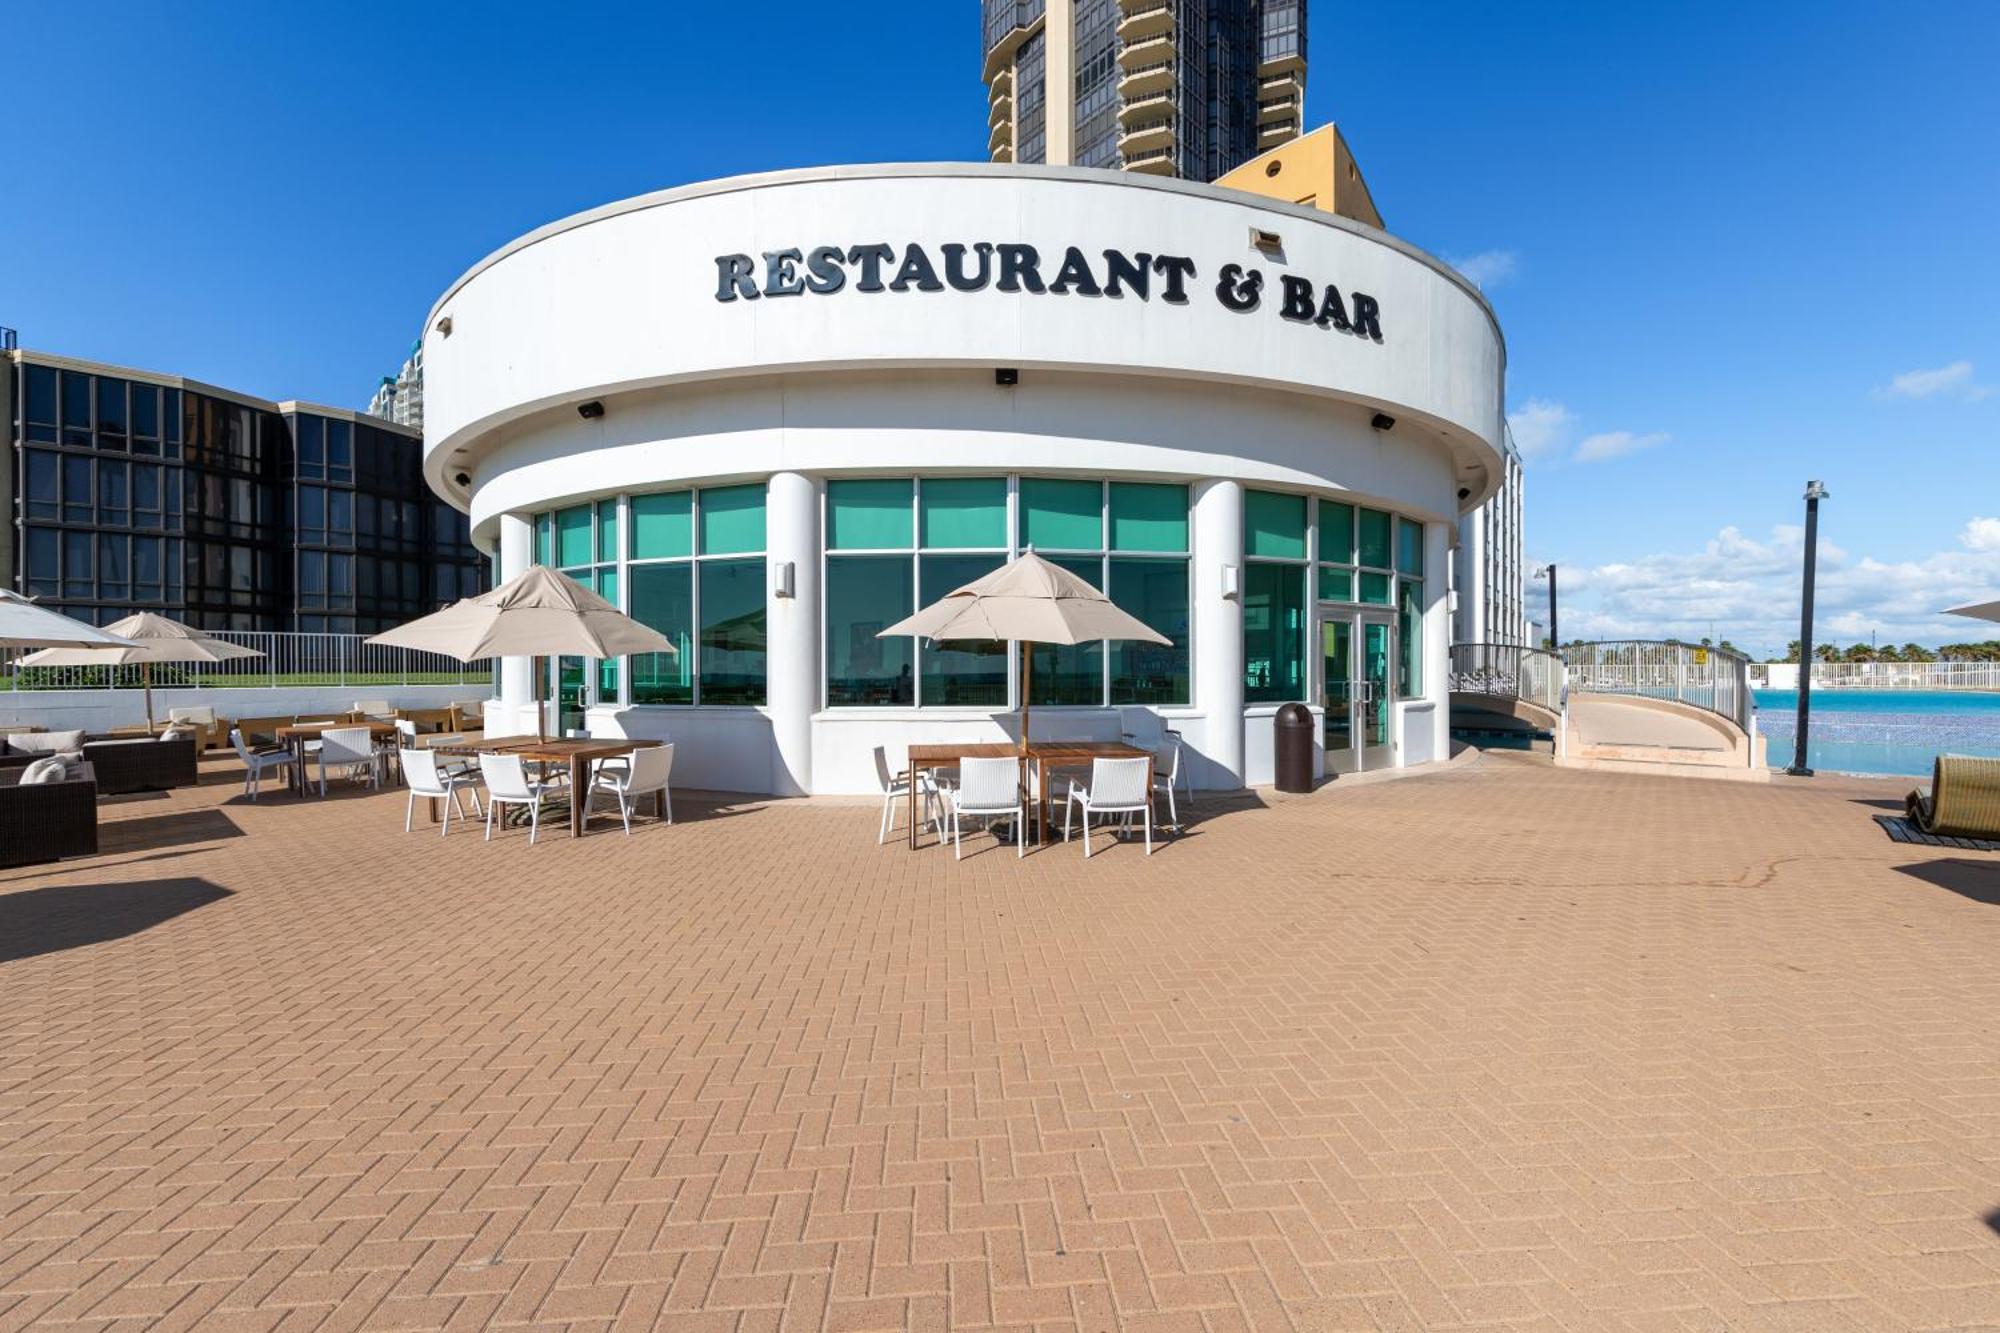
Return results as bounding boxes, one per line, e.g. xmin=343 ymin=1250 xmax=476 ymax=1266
xmin=0 ymin=589 xmax=137 ymax=651
xmin=20 ymin=611 xmax=264 ymax=732
xmin=367 ymin=565 xmax=675 ymax=740
xmin=878 ymin=552 xmax=1170 ymax=756
xmin=1946 ymin=600 xmax=2000 ymax=624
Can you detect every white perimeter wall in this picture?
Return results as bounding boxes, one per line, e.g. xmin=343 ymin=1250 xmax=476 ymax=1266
xmin=0 ymin=685 xmax=482 ymax=736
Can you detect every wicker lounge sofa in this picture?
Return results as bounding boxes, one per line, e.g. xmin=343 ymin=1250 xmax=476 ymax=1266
xmin=0 ymin=732 xmax=199 ymax=795
xmin=1906 ymin=755 xmax=2000 ymax=840
xmin=0 ymin=761 xmax=98 ymax=867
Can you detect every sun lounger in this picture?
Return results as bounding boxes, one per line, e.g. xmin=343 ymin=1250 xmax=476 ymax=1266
xmin=1906 ymin=755 xmax=2000 ymax=840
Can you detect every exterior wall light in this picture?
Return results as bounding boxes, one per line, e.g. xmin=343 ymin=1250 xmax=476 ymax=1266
xmin=434 ymin=315 xmax=452 ymax=337
xmin=1221 ymin=563 xmax=1241 ymax=600
xmin=577 ymin=400 xmax=605 ymax=420
xmin=1371 ymin=412 xmax=1395 ymax=432
xmin=1249 ymin=227 xmax=1283 ymax=253
xmin=771 ymin=560 xmax=795 ymax=599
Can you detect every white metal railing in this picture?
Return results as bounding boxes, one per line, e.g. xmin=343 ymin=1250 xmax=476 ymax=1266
xmin=1567 ymin=640 xmax=1753 ymax=733
xmin=0 ymin=631 xmax=493 ymax=691
xmin=1448 ymin=643 xmax=1566 ymax=715
xmin=1748 ymin=660 xmax=2000 ymax=691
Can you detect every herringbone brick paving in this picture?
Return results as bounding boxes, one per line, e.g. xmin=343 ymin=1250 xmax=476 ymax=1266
xmin=1 ymin=749 xmax=1996 ymax=1331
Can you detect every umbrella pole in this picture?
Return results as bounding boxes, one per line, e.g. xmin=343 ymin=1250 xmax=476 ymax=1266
xmin=143 ymin=662 xmax=155 ymax=735
xmin=1019 ymin=639 xmax=1031 ymax=758
xmin=535 ymin=655 xmax=547 ymax=743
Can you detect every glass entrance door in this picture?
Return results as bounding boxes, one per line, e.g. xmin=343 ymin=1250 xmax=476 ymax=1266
xmin=1320 ymin=609 xmax=1395 ymax=773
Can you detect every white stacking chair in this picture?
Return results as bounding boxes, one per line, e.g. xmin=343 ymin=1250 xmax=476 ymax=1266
xmin=874 ymin=746 xmax=943 ymax=845
xmin=317 ymin=726 xmax=381 ymax=796
xmin=590 ymin=744 xmax=674 ymax=834
xmin=401 ymin=747 xmax=484 ymax=837
xmin=398 ymin=718 xmax=472 ymax=778
xmin=1153 ymin=730 xmax=1189 ymax=831
xmin=948 ymin=756 xmax=1027 ymax=860
xmin=1064 ymin=756 xmax=1156 ymax=857
xmin=230 ymin=727 xmax=294 ymax=801
xmin=481 ymin=752 xmax=558 ymax=844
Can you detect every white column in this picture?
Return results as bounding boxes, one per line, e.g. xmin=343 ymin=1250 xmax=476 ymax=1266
xmin=765 ymin=471 xmax=820 ymax=797
xmin=493 ymin=512 xmax=537 ymax=736
xmin=1424 ymin=519 xmax=1452 ymax=762
xmin=1191 ymin=479 xmax=1244 ymax=789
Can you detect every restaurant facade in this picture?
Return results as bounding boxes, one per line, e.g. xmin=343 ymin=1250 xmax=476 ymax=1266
xmin=420 ymin=164 xmax=1506 ymax=794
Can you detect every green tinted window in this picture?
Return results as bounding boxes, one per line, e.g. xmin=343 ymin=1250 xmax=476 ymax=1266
xmin=920 ymin=477 xmax=1007 ymax=548
xmin=596 ymin=502 xmax=619 ymax=564
xmin=1359 ymin=570 xmax=1392 ymax=605
xmin=1396 ymin=517 xmax=1424 ymax=576
xmin=629 ymin=562 xmax=693 ymax=704
xmin=827 ymin=479 xmax=913 ymax=550
xmin=595 ymin=567 xmax=619 ymax=694
xmin=1358 ymin=508 xmax=1392 ymax=568
xmin=919 ymin=554 xmax=1007 ymax=707
xmin=535 ymin=512 xmax=552 ymax=566
xmin=1109 ymin=482 xmax=1188 ymax=552
xmin=1320 ymin=565 xmax=1354 ymax=602
xmin=556 ymin=505 xmax=593 ymax=568
xmin=1320 ymin=501 xmax=1355 ymax=565
xmin=1109 ymin=558 xmax=1189 ymax=705
xmin=699 ymin=484 xmax=766 ymax=555
xmin=1398 ymin=579 xmax=1423 ymax=698
xmin=1245 ymin=490 xmax=1307 ymax=560
xmin=630 ymin=491 xmax=691 ymax=560
xmin=1019 ymin=478 xmax=1101 ymax=550
xmin=827 ymin=556 xmax=914 ymax=706
xmin=699 ymin=558 xmax=766 ymax=703
xmin=1029 ymin=556 xmax=1102 ymax=705
xmin=1243 ymin=562 xmax=1307 ymax=702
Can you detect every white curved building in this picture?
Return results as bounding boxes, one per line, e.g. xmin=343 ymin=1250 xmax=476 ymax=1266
xmin=421 ymin=164 xmax=1506 ymax=794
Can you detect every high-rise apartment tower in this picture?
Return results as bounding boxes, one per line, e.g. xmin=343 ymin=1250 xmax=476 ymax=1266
xmin=982 ymin=0 xmax=1306 ymax=181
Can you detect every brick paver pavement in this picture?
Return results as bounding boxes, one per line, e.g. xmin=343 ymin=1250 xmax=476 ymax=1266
xmin=1 ymin=749 xmax=1997 ymax=1332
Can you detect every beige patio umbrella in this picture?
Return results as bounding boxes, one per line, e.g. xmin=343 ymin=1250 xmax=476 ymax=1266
xmin=1946 ymin=599 xmax=2000 ymax=623
xmin=0 ymin=589 xmax=136 ymax=650
xmin=18 ymin=611 xmax=264 ymax=733
xmin=365 ymin=565 xmax=675 ymax=741
xmin=878 ymin=552 xmax=1171 ymax=757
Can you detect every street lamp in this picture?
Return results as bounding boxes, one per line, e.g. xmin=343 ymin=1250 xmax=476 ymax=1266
xmin=1535 ymin=564 xmax=1558 ymax=649
xmin=1787 ymin=480 xmax=1830 ymax=777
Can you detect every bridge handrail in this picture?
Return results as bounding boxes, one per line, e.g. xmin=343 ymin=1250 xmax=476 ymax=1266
xmin=1565 ymin=639 xmax=1753 ymax=733
xmin=1448 ymin=642 xmax=1567 ymax=715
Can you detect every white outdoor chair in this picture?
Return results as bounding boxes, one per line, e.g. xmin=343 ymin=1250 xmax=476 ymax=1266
xmin=874 ymin=746 xmax=944 ymax=845
xmin=230 ymin=727 xmax=294 ymax=801
xmin=400 ymin=747 xmax=484 ymax=837
xmin=480 ymin=752 xmax=559 ymax=844
xmin=1153 ymin=730 xmax=1190 ymax=831
xmin=948 ymin=756 xmax=1026 ymax=860
xmin=590 ymin=744 xmax=674 ymax=834
xmin=1064 ymin=756 xmax=1157 ymax=857
xmin=317 ymin=726 xmax=381 ymax=796
xmin=397 ymin=718 xmax=472 ymax=777
xmin=352 ymin=699 xmax=394 ymax=720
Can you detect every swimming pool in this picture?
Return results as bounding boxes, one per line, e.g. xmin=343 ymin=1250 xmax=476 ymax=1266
xmin=1753 ymin=689 xmax=2000 ymax=777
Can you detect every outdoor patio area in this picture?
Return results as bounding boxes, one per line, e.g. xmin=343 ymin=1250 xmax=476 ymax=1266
xmin=1 ymin=750 xmax=1996 ymax=1332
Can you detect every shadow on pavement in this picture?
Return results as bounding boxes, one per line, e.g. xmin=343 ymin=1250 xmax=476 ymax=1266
xmin=0 ymin=878 xmax=233 ymax=964
xmin=98 ymin=809 xmax=244 ymax=855
xmin=1893 ymin=859 xmax=2000 ymax=907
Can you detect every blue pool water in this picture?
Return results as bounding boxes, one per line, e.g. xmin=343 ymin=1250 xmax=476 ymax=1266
xmin=1754 ymin=689 xmax=2000 ymax=777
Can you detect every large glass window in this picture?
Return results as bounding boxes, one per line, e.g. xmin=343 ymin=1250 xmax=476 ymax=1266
xmin=1396 ymin=517 xmax=1425 ymax=698
xmin=1244 ymin=490 xmax=1308 ymax=702
xmin=24 ymin=450 xmax=58 ymax=522
xmin=824 ymin=477 xmax=1188 ymax=709
xmin=24 ymin=366 xmax=58 ymax=443
xmin=541 ymin=485 xmax=769 ymax=707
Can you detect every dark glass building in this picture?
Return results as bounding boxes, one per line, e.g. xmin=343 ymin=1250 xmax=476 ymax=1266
xmin=983 ymin=0 xmax=1307 ymax=181
xmin=2 ymin=349 xmax=486 ymax=633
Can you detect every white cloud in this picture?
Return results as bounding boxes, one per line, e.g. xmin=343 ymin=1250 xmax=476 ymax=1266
xmin=1573 ymin=430 xmax=1669 ymax=464
xmin=1445 ymin=249 xmax=1519 ymax=289
xmin=1875 ymin=360 xmax=1993 ymax=401
xmin=1506 ymin=398 xmax=1574 ymax=460
xmin=1535 ymin=521 xmax=2000 ymax=655
xmin=1962 ymin=516 xmax=2000 ymax=552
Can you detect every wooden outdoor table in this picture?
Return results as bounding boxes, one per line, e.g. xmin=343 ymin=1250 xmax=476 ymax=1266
xmin=904 ymin=740 xmax=1155 ymax=851
xmin=432 ymin=737 xmax=665 ymax=838
xmin=275 ymin=720 xmax=398 ymax=796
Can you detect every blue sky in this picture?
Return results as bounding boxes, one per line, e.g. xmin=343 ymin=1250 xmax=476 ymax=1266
xmin=3 ymin=2 xmax=1996 ymax=655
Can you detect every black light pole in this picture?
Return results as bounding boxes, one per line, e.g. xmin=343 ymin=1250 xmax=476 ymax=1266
xmin=1787 ymin=480 xmax=1829 ymax=777
xmin=1537 ymin=565 xmax=1559 ymax=649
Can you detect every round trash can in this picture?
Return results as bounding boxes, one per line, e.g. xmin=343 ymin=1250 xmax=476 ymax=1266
xmin=1273 ymin=702 xmax=1314 ymax=793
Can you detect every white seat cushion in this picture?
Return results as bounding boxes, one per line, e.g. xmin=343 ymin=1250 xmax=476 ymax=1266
xmin=7 ymin=729 xmax=85 ymax=756
xmin=20 ymin=756 xmax=69 ymax=784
